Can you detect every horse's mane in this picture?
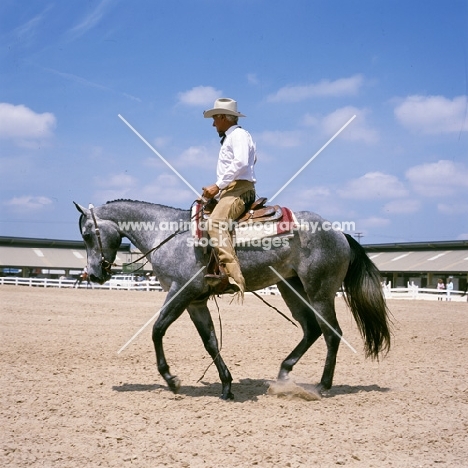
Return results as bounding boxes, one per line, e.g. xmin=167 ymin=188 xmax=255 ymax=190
xmin=105 ymin=199 xmax=188 ymax=212
xmin=106 ymin=198 xmax=152 ymax=205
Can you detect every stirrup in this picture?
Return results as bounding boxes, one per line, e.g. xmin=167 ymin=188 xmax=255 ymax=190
xmin=204 ymin=272 xmax=228 ymax=284
xmin=204 ymin=272 xmax=240 ymax=294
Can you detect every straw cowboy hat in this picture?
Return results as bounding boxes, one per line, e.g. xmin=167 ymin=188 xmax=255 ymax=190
xmin=203 ymin=98 xmax=246 ymax=118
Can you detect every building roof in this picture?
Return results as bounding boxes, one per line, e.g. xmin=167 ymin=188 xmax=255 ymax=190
xmin=363 ymin=240 xmax=468 ymax=273
xmin=0 ymin=246 xmax=143 ymax=270
xmin=0 ymin=236 xmax=467 ymax=274
xmin=0 ymin=235 xmax=130 ymax=250
xmin=0 ymin=236 xmax=142 ymax=271
xmin=363 ymin=239 xmax=468 ymax=252
xmin=367 ymin=249 xmax=468 ymax=273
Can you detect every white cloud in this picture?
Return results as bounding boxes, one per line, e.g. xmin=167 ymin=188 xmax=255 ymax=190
xmin=305 ymin=106 xmax=378 ymax=144
xmin=143 ymin=157 xmax=165 ymax=169
xmin=267 ymin=74 xmax=364 ymax=103
xmin=382 ymin=199 xmax=421 ymax=214
xmin=437 ymin=203 xmax=468 ymax=215
xmin=353 ymin=216 xmax=391 ymax=242
xmin=351 ymin=217 xmax=392 ymax=242
xmin=94 ymin=172 xmax=138 ymax=189
xmin=93 ymin=172 xmax=138 ymax=202
xmin=93 ymin=172 xmax=195 ymax=207
xmin=0 ymin=103 xmax=56 ymax=144
xmin=353 ymin=217 xmax=391 ymax=241
xmin=338 ymin=172 xmax=408 ymax=199
xmin=153 ymin=136 xmax=172 ymax=149
xmin=394 ymin=95 xmax=468 ymax=134
xmin=247 ymin=73 xmax=259 ymax=85
xmin=44 ymin=68 xmax=141 ymax=102
xmin=256 ymin=130 xmax=302 ymax=147
xmin=299 ymin=186 xmax=332 ymax=198
xmin=139 ymin=174 xmax=194 ymax=205
xmin=405 ymin=160 xmax=468 ymax=197
xmin=143 ymin=144 xmax=215 ymax=171
xmin=284 ymin=186 xmax=351 ymax=217
xmin=94 ymin=189 xmax=132 ymax=204
xmin=69 ymin=0 xmax=114 ymax=38
xmin=358 ymin=216 xmax=391 ymax=228
xmin=4 ymin=195 xmax=53 ymax=211
xmin=178 ymin=86 xmax=222 ymax=106
xmin=289 ymin=186 xmax=331 ymax=211
xmin=177 ymin=145 xmax=216 ymax=169
xmin=88 ymin=146 xmax=104 ymax=160
xmin=13 ymin=5 xmax=52 ymax=44
xmin=302 ymin=113 xmax=319 ymax=126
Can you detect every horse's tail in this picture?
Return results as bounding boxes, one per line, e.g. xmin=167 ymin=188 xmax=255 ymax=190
xmin=342 ymin=233 xmax=392 ymax=359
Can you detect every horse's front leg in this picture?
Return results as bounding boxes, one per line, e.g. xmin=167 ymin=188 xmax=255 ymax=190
xmin=152 ymin=291 xmax=190 ymax=394
xmin=187 ymin=301 xmax=234 ymax=400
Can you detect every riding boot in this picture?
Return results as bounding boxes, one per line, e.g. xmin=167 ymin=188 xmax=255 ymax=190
xmin=223 ymin=262 xmax=245 ymax=296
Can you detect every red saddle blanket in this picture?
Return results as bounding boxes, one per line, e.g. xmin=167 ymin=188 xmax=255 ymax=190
xmin=191 ymin=201 xmax=297 ymax=247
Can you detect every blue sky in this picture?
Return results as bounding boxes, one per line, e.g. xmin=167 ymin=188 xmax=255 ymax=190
xmin=1 ymin=0 xmax=467 ymax=244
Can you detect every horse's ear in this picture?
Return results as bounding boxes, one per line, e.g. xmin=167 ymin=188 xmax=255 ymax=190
xmin=73 ymin=202 xmax=89 ymax=216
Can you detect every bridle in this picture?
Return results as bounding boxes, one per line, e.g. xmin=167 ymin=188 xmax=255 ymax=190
xmin=89 ymin=204 xmax=115 ymax=275
xmin=86 ymin=201 xmax=297 ymax=328
xmin=88 ymin=203 xmax=189 ymax=275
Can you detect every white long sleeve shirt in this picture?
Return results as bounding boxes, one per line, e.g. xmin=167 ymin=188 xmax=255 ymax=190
xmin=215 ymin=125 xmax=257 ymax=190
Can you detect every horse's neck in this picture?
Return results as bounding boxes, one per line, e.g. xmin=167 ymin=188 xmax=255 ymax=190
xmin=98 ymin=202 xmax=188 ymax=252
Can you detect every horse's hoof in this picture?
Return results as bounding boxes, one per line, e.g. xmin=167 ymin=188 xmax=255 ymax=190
xmin=168 ymin=376 xmax=181 ymax=394
xmin=220 ymin=392 xmax=234 ymax=401
xmin=316 ymin=383 xmax=330 ymax=395
xmin=277 ymin=375 xmax=290 ymax=383
xmin=277 ymin=370 xmax=291 ymax=382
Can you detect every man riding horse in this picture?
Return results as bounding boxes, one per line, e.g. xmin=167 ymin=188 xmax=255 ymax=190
xmin=202 ymin=98 xmax=257 ymax=295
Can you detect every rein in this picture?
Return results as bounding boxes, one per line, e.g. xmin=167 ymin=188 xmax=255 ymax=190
xmin=89 ymin=204 xmax=115 ymax=275
xmin=248 ymin=289 xmax=298 ymax=328
xmin=89 ymin=200 xmax=203 ymax=274
xmin=123 ymin=228 xmax=186 ymax=272
xmin=121 ymin=199 xmax=205 ymax=272
xmin=89 ymin=201 xmax=296 ymax=329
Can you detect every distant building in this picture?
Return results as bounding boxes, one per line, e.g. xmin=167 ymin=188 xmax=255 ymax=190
xmin=1 ymin=236 xmax=467 ymax=291
xmin=364 ymin=240 xmax=468 ymax=291
xmin=0 ymin=236 xmax=152 ymax=279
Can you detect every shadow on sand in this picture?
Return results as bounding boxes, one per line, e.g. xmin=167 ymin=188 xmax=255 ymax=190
xmin=112 ymin=378 xmax=269 ymax=402
xmin=323 ymin=383 xmax=391 ymax=398
xmin=112 ymin=379 xmax=390 ymax=401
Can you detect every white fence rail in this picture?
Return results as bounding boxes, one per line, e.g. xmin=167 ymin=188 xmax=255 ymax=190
xmin=0 ymin=277 xmax=466 ymax=301
xmin=0 ymin=276 xmax=163 ymax=291
xmin=382 ymin=284 xmax=466 ymax=302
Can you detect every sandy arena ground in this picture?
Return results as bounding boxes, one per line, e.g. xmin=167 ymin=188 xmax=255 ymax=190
xmin=1 ymin=285 xmax=467 ymax=467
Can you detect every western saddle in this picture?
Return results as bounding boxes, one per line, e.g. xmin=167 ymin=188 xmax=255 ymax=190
xmin=201 ymin=196 xmax=286 ymax=294
xmin=203 ymin=196 xmax=282 ymax=224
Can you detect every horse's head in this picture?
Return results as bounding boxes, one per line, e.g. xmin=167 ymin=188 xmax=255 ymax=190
xmin=74 ymin=202 xmax=122 ymax=284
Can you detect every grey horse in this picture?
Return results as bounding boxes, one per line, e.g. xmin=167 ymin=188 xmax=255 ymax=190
xmin=75 ymin=199 xmax=391 ymax=400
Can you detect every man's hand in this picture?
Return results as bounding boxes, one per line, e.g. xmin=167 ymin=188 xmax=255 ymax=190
xmin=202 ymin=184 xmax=220 ymax=199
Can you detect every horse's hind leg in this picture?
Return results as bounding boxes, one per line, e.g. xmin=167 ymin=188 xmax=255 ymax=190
xmin=278 ymin=277 xmax=343 ymax=392
xmin=302 ymin=289 xmax=342 ymax=392
xmin=276 ymin=277 xmax=323 ymax=381
xmin=187 ymin=300 xmax=233 ymax=400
